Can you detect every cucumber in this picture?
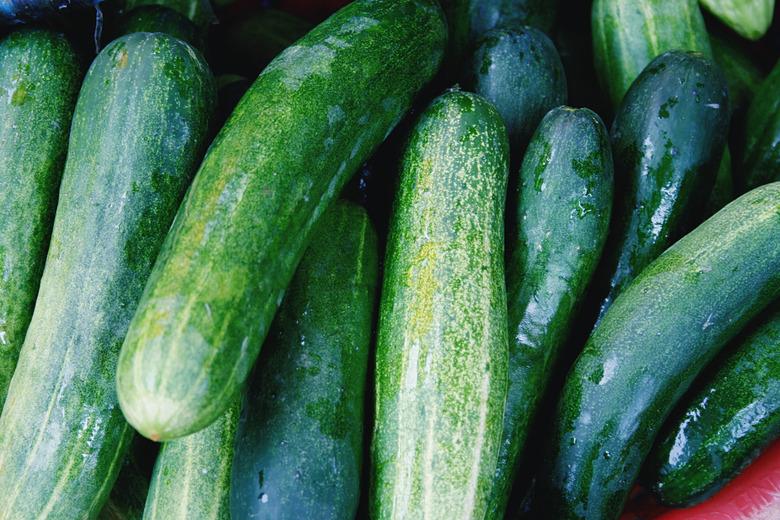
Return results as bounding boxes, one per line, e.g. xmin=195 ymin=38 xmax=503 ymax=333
xmin=231 ymin=200 xmax=378 ymax=519
xmin=0 ymin=32 xmax=214 ymax=519
xmin=710 ymin=32 xmax=764 ymax=116
xmin=370 ymin=90 xmax=509 ymax=520
xmin=468 ymin=0 xmax=559 ymax=39
xmin=592 ymin=0 xmax=712 ymax=110
xmin=646 ymin=304 xmax=780 ymax=506
xmin=595 ymin=51 xmax=729 ymax=321
xmin=487 ymin=106 xmax=613 ymax=519
xmin=116 ymin=0 xmax=447 ymax=441
xmin=116 ymin=5 xmax=202 ymax=49
xmin=538 ymin=182 xmax=780 ymax=520
xmin=740 ymin=60 xmax=780 ymax=191
xmin=143 ymin=401 xmax=239 ymax=519
xmin=0 ymin=29 xmax=80 ymax=407
xmin=700 ymin=0 xmax=774 ymax=41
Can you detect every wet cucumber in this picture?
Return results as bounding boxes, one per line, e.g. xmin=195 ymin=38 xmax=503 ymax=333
xmin=740 ymin=60 xmax=780 ymax=191
xmin=700 ymin=0 xmax=775 ymax=41
xmin=0 ymin=32 xmax=214 ymax=519
xmin=370 ymin=90 xmax=509 ymax=520
xmin=231 ymin=200 xmax=378 ymax=519
xmin=116 ymin=0 xmax=446 ymax=441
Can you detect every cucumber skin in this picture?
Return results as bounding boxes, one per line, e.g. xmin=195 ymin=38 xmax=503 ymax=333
xmin=487 ymin=107 xmax=613 ymax=519
xmin=231 ymin=200 xmax=378 ymax=520
xmin=143 ymin=401 xmax=240 ymax=520
xmin=741 ymin=61 xmax=780 ymax=191
xmin=646 ymin=305 xmax=780 ymax=506
xmin=0 ymin=32 xmax=214 ymax=519
xmin=539 ymin=182 xmax=780 ymax=520
xmin=700 ymin=0 xmax=774 ymax=41
xmin=0 ymin=29 xmax=80 ymax=407
xmin=116 ymin=0 xmax=447 ymax=441
xmin=117 ymin=5 xmax=203 ymax=50
xmin=370 ymin=90 xmax=509 ymax=520
xmin=596 ymin=51 xmax=729 ymax=321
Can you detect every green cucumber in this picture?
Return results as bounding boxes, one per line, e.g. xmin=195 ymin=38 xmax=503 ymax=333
xmin=487 ymin=106 xmax=613 ymax=519
xmin=710 ymin=32 xmax=764 ymax=116
xmin=370 ymin=90 xmax=509 ymax=520
xmin=740 ymin=60 xmax=780 ymax=191
xmin=595 ymin=51 xmax=729 ymax=321
xmin=0 ymin=32 xmax=214 ymax=518
xmin=116 ymin=0 xmax=447 ymax=441
xmin=231 ymin=200 xmax=378 ymax=519
xmin=468 ymin=0 xmax=559 ymax=39
xmin=539 ymin=182 xmax=780 ymax=520
xmin=592 ymin=0 xmax=712 ymax=110
xmin=646 ymin=304 xmax=780 ymax=506
xmin=143 ymin=401 xmax=239 ymax=519
xmin=0 ymin=29 xmax=80 ymax=407
xmin=700 ymin=0 xmax=775 ymax=41
xmin=117 ymin=5 xmax=202 ymax=49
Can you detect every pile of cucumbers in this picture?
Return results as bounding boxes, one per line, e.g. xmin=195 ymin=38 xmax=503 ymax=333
xmin=0 ymin=0 xmax=779 ymax=519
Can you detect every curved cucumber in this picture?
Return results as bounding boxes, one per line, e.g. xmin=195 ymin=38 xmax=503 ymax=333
xmin=231 ymin=200 xmax=378 ymax=519
xmin=117 ymin=5 xmax=202 ymax=49
xmin=540 ymin=182 xmax=780 ymax=520
xmin=0 ymin=32 xmax=214 ymax=519
xmin=116 ymin=0 xmax=446 ymax=441
xmin=370 ymin=90 xmax=509 ymax=520
xmin=740 ymin=60 xmax=780 ymax=191
xmin=487 ymin=107 xmax=613 ymax=519
xmin=596 ymin=51 xmax=729 ymax=321
xmin=700 ymin=0 xmax=774 ymax=41
xmin=0 ymin=29 xmax=80 ymax=407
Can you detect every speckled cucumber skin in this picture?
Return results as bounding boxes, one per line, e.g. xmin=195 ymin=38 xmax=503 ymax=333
xmin=117 ymin=6 xmax=202 ymax=50
xmin=0 ymin=29 xmax=80 ymax=407
xmin=370 ymin=90 xmax=509 ymax=520
xmin=539 ymin=182 xmax=780 ymax=520
xmin=700 ymin=0 xmax=774 ymax=41
xmin=487 ymin=107 xmax=613 ymax=519
xmin=143 ymin=401 xmax=239 ymax=520
xmin=116 ymin=0 xmax=446 ymax=441
xmin=0 ymin=32 xmax=214 ymax=519
xmin=646 ymin=304 xmax=780 ymax=506
xmin=596 ymin=51 xmax=729 ymax=321
xmin=741 ymin=60 xmax=780 ymax=191
xmin=231 ymin=200 xmax=378 ymax=519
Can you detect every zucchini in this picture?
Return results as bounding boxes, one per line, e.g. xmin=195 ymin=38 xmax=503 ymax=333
xmin=646 ymin=304 xmax=780 ymax=506
xmin=116 ymin=5 xmax=202 ymax=49
xmin=116 ymin=0 xmax=447 ymax=441
xmin=539 ymin=182 xmax=780 ymax=520
xmin=487 ymin=106 xmax=614 ymax=519
xmin=740 ymin=60 xmax=780 ymax=191
xmin=0 ymin=32 xmax=214 ymax=518
xmin=370 ymin=90 xmax=509 ymax=520
xmin=0 ymin=28 xmax=80 ymax=407
xmin=231 ymin=200 xmax=378 ymax=519
xmin=700 ymin=0 xmax=774 ymax=41
xmin=596 ymin=51 xmax=729 ymax=321
xmin=468 ymin=0 xmax=559 ymax=39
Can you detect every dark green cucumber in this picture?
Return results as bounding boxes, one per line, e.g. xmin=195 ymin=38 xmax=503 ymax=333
xmin=231 ymin=200 xmax=378 ymax=519
xmin=117 ymin=5 xmax=202 ymax=49
xmin=592 ymin=0 xmax=712 ymax=110
xmin=487 ymin=107 xmax=613 ymax=519
xmin=740 ymin=60 xmax=780 ymax=191
xmin=596 ymin=51 xmax=729 ymax=321
xmin=539 ymin=182 xmax=780 ymax=520
xmin=700 ymin=0 xmax=774 ymax=41
xmin=646 ymin=304 xmax=780 ymax=506
xmin=710 ymin=32 xmax=764 ymax=116
xmin=468 ymin=0 xmax=559 ymax=39
xmin=0 ymin=32 xmax=214 ymax=518
xmin=370 ymin=90 xmax=509 ymax=520
xmin=116 ymin=0 xmax=446 ymax=441
xmin=0 ymin=29 xmax=80 ymax=407
xmin=143 ymin=401 xmax=239 ymax=519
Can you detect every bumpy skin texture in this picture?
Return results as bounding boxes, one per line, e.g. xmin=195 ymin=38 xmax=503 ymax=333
xmin=539 ymin=182 xmax=780 ymax=520
xmin=116 ymin=0 xmax=446 ymax=441
xmin=646 ymin=305 xmax=780 ymax=506
xmin=117 ymin=5 xmax=202 ymax=50
xmin=0 ymin=29 xmax=79 ymax=407
xmin=143 ymin=401 xmax=239 ymax=520
xmin=231 ymin=201 xmax=378 ymax=520
xmin=700 ymin=0 xmax=774 ymax=41
xmin=592 ymin=0 xmax=712 ymax=110
xmin=741 ymin=60 xmax=780 ymax=191
xmin=596 ymin=51 xmax=729 ymax=321
xmin=467 ymin=0 xmax=559 ymax=38
xmin=487 ymin=107 xmax=613 ymax=519
xmin=370 ymin=90 xmax=509 ymax=520
xmin=0 ymin=32 xmax=214 ymax=519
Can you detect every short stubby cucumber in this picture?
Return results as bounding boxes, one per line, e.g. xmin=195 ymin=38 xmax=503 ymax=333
xmin=0 ymin=32 xmax=214 ymax=519
xmin=740 ymin=60 xmax=780 ymax=191
xmin=370 ymin=90 xmax=510 ymax=520
xmin=700 ymin=0 xmax=775 ymax=41
xmin=116 ymin=0 xmax=447 ymax=441
xmin=539 ymin=182 xmax=780 ymax=520
xmin=231 ymin=200 xmax=378 ymax=519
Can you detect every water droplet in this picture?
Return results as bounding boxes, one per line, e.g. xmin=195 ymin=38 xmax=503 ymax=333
xmin=259 ymin=492 xmax=269 ymax=504
xmin=603 ymin=451 xmax=611 ymax=459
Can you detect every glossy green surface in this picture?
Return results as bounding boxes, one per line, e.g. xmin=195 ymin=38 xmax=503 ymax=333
xmin=116 ymin=0 xmax=446 ymax=441
xmin=370 ymin=90 xmax=509 ymax=520
xmin=741 ymin=60 xmax=780 ymax=191
xmin=0 ymin=33 xmax=214 ymax=519
xmin=468 ymin=0 xmax=558 ymax=38
xmin=487 ymin=107 xmax=613 ymax=519
xmin=700 ymin=0 xmax=774 ymax=41
xmin=540 ymin=182 xmax=780 ymax=520
xmin=117 ymin=5 xmax=202 ymax=49
xmin=231 ymin=201 xmax=378 ymax=519
xmin=0 ymin=28 xmax=80 ymax=408
xmin=710 ymin=33 xmax=764 ymax=116
xmin=596 ymin=51 xmax=729 ymax=321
